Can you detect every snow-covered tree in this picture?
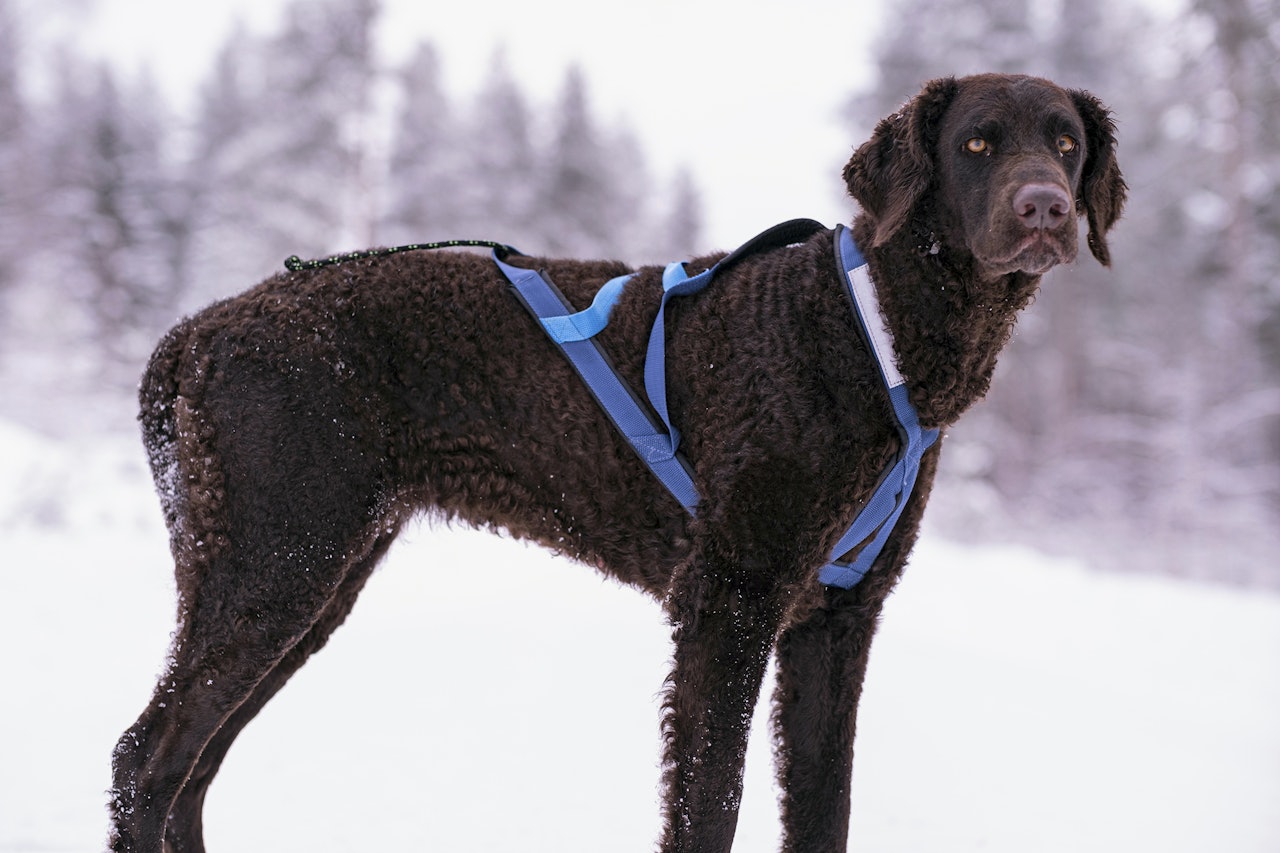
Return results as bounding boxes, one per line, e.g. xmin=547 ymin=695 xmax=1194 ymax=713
xmin=380 ymin=42 xmax=464 ymax=245
xmin=651 ymin=166 xmax=703 ymax=262
xmin=539 ymin=65 xmax=631 ymax=257
xmin=34 ymin=58 xmax=178 ymax=370
xmin=0 ymin=0 xmax=26 ymax=296
xmin=185 ymin=0 xmax=381 ymax=305
xmin=1188 ymin=0 xmax=1280 ymax=452
xmin=454 ymin=50 xmax=540 ymax=245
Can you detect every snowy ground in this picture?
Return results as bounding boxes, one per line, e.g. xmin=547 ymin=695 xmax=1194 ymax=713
xmin=1 ymin=419 xmax=1278 ymax=852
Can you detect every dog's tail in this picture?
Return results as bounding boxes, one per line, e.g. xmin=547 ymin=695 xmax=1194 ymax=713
xmin=139 ymin=319 xmax=186 ymax=438
xmin=137 ymin=316 xmax=228 ymax=579
xmin=138 ymin=320 xmax=188 ymax=530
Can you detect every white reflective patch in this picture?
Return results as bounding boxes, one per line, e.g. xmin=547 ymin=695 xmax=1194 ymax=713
xmin=847 ymin=264 xmax=905 ymax=389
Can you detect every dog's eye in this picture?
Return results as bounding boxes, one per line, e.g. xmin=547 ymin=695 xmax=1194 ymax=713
xmin=965 ymin=137 xmax=989 ymax=154
xmin=1057 ymin=134 xmax=1078 ymax=154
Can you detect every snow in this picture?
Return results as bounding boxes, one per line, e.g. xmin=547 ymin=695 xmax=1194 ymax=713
xmin=1 ymin=420 xmax=1278 ymax=852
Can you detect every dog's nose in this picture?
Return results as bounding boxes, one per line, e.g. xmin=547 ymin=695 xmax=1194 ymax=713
xmin=1013 ymin=183 xmax=1072 ymax=230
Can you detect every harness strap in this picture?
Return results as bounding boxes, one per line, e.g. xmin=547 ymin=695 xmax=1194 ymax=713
xmin=497 ymin=254 xmax=701 ymax=511
xmin=644 ymin=218 xmax=828 ymax=457
xmin=818 ymin=225 xmax=941 ymax=588
xmin=497 ymin=221 xmax=937 ymax=590
xmin=539 ymin=272 xmax=632 ymax=343
xmin=642 ymin=261 xmax=708 ymax=456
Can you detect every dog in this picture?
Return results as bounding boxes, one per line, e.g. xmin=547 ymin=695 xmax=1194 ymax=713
xmin=109 ymin=73 xmax=1125 ymax=853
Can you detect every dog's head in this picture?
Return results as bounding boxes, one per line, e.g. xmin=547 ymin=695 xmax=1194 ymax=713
xmin=843 ymin=74 xmax=1127 ymax=275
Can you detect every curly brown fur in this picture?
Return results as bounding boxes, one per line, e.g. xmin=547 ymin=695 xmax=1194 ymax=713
xmin=109 ymin=73 xmax=1125 ymax=853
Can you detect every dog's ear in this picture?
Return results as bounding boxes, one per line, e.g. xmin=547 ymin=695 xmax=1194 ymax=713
xmin=1069 ymin=89 xmax=1127 ymax=267
xmin=844 ymin=77 xmax=959 ymax=247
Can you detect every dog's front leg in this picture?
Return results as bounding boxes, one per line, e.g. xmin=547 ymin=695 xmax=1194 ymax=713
xmin=769 ymin=585 xmax=884 ymax=853
xmin=769 ymin=445 xmax=939 ymax=852
xmin=658 ymin=548 xmax=788 ymax=853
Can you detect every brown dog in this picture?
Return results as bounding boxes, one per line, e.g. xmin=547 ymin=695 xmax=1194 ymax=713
xmin=110 ymin=73 xmax=1124 ymax=853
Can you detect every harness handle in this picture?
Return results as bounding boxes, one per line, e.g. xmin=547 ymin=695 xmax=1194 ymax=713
xmin=281 ymin=222 xmax=823 ymax=275
xmin=284 ymin=239 xmax=520 ymax=272
xmin=710 ymin=218 xmax=826 ymax=277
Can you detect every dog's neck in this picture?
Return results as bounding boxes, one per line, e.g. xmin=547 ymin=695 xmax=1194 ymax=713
xmin=852 ymin=217 xmax=1042 ymax=429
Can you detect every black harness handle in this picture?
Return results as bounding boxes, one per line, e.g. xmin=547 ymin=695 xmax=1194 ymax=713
xmin=283 ymin=239 xmax=520 ymax=272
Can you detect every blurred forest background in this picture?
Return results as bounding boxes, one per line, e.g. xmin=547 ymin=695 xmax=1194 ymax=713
xmin=0 ymin=0 xmax=1277 ymax=587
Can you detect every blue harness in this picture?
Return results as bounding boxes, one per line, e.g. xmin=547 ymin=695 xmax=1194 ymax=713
xmin=497 ymin=220 xmax=939 ymax=589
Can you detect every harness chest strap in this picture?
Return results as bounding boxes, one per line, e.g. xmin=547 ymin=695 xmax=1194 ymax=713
xmin=820 ymin=226 xmax=941 ymax=587
xmin=497 ymin=222 xmax=938 ymax=590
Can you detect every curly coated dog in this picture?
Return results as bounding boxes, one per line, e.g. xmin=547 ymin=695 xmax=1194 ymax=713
xmin=110 ymin=73 xmax=1125 ymax=853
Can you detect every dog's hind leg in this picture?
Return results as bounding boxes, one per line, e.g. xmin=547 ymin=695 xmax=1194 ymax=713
xmin=160 ymin=527 xmax=400 ymax=853
xmin=110 ymin=559 xmax=360 ymax=853
xmin=110 ymin=359 xmax=397 ymax=853
xmin=110 ymin=505 xmax=394 ymax=852
xmin=109 ymin=511 xmax=394 ymax=853
xmin=657 ymin=541 xmax=791 ymax=853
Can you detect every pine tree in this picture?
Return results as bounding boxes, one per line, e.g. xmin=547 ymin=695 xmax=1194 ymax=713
xmin=846 ymin=0 xmax=1038 ymax=131
xmin=0 ymin=0 xmax=26 ymax=297
xmin=380 ymin=42 xmax=464 ymax=244
xmin=183 ymin=25 xmax=273 ymax=304
xmin=185 ymin=0 xmax=380 ymax=304
xmin=539 ymin=66 xmax=621 ymax=256
xmin=653 ymin=167 xmax=703 ymax=261
xmin=458 ymin=50 xmax=539 ymax=245
xmin=35 ymin=58 xmax=178 ymax=371
xmin=1189 ymin=0 xmax=1280 ymax=431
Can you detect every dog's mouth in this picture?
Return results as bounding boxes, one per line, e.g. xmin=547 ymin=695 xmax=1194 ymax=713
xmin=984 ymin=230 xmax=1075 ymax=276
